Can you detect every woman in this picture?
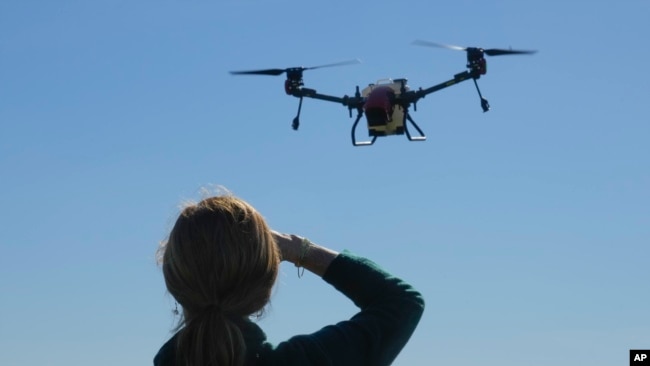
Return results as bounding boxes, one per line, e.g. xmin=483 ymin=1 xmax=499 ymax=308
xmin=154 ymin=195 xmax=424 ymax=365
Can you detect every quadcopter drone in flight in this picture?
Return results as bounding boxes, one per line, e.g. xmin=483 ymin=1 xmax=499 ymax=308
xmin=230 ymin=40 xmax=536 ymax=146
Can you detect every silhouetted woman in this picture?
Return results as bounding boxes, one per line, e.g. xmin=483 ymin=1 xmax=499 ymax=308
xmin=154 ymin=195 xmax=424 ymax=365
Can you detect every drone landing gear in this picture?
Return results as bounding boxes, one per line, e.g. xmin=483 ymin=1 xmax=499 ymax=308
xmin=350 ymin=108 xmax=427 ymax=146
xmin=403 ymin=108 xmax=426 ymax=142
xmin=292 ymin=96 xmax=303 ymax=130
xmin=472 ymin=78 xmax=490 ymax=113
xmin=350 ymin=109 xmax=377 ymax=146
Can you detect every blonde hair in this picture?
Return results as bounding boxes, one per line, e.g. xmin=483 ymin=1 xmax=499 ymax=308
xmin=159 ymin=195 xmax=280 ymax=366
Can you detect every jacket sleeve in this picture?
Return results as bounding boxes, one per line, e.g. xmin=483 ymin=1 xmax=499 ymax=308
xmin=270 ymin=251 xmax=425 ymax=366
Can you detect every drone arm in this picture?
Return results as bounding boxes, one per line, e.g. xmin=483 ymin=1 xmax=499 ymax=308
xmin=409 ymin=70 xmax=489 ymax=112
xmin=412 ymin=71 xmax=474 ymax=101
xmin=292 ymin=88 xmax=345 ymax=104
xmin=291 ymin=87 xmax=366 ymax=108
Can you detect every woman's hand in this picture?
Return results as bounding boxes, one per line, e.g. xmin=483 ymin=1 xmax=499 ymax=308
xmin=271 ymin=230 xmax=302 ymax=264
xmin=271 ymin=230 xmax=339 ymax=278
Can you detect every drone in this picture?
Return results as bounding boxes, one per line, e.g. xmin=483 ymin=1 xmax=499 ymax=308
xmin=230 ymin=40 xmax=536 ymax=146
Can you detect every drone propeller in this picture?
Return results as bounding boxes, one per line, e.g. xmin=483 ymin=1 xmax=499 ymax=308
xmin=412 ymin=40 xmax=536 ymax=56
xmin=230 ymin=59 xmax=362 ymax=76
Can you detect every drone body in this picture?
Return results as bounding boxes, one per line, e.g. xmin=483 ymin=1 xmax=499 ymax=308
xmin=230 ymin=41 xmax=536 ymax=146
xmin=363 ymin=79 xmax=408 ymax=138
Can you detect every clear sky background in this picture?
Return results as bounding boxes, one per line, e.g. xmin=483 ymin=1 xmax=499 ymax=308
xmin=1 ymin=1 xmax=648 ymax=365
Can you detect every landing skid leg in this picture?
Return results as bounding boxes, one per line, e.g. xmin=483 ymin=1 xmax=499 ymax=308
xmin=472 ymin=78 xmax=490 ymax=112
xmin=292 ymin=97 xmax=303 ymax=130
xmin=351 ymin=109 xmax=376 ymax=146
xmin=403 ymin=109 xmax=426 ymax=141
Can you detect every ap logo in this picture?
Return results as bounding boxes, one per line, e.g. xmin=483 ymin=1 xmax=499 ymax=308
xmin=631 ymin=350 xmax=649 ymax=365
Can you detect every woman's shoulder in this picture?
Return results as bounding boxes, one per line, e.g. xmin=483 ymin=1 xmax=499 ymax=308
xmin=153 ymin=333 xmax=178 ymax=366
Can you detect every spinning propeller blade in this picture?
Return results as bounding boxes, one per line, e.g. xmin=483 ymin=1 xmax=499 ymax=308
xmin=230 ymin=59 xmax=361 ymax=76
xmin=412 ymin=40 xmax=466 ymax=51
xmin=303 ymin=59 xmax=362 ymax=70
xmin=483 ymin=48 xmax=537 ymax=56
xmin=412 ymin=40 xmax=536 ymax=56
xmin=229 ymin=68 xmax=287 ymax=76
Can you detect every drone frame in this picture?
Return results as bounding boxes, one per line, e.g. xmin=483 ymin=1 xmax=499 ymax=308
xmin=231 ymin=42 xmax=535 ymax=146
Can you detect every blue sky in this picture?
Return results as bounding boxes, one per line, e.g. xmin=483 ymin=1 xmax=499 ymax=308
xmin=1 ymin=1 xmax=648 ymax=365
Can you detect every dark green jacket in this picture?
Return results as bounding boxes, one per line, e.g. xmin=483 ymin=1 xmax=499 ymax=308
xmin=154 ymin=251 xmax=425 ymax=365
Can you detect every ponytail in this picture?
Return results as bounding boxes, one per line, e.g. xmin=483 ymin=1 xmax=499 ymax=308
xmin=176 ymin=310 xmax=246 ymax=366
